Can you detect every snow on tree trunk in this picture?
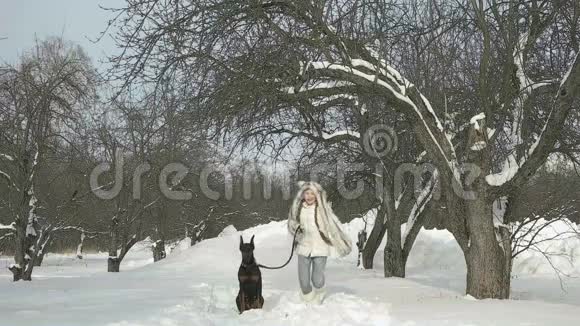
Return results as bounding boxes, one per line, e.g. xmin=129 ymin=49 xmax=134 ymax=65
xmin=152 ymin=208 xmax=167 ymax=262
xmin=108 ymin=216 xmax=139 ymax=273
xmin=11 ymin=222 xmax=27 ymax=281
xmin=362 ymin=173 xmax=432 ymax=275
xmin=108 ymin=215 xmax=120 ymax=272
xmin=77 ymin=232 xmax=85 ymax=259
xmin=8 ymin=264 xmax=23 ymax=282
xmin=10 ymin=182 xmax=33 ymax=281
xmin=18 ymin=226 xmax=53 ymax=281
xmin=361 ymin=209 xmax=387 ymax=269
xmin=33 ymin=251 xmax=44 ymax=267
xmin=152 ymin=240 xmax=166 ymax=262
xmin=9 ymin=148 xmax=43 ymax=281
xmin=189 ymin=220 xmax=207 ymax=246
xmin=32 ymin=229 xmax=52 ymax=268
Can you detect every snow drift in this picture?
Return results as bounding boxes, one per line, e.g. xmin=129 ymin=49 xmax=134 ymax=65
xmin=0 ymin=215 xmax=578 ymax=326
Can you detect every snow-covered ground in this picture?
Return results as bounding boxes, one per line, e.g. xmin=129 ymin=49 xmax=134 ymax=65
xmin=1 ymin=217 xmax=579 ymax=326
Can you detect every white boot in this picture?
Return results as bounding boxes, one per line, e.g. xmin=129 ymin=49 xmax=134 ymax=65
xmin=300 ymin=290 xmax=316 ymax=303
xmin=312 ymin=286 xmax=326 ymax=304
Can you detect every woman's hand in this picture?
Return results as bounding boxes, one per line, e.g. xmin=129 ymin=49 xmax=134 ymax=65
xmin=293 ymin=226 xmax=303 ymax=246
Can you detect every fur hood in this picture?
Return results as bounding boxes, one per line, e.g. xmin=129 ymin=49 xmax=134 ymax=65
xmin=287 ymin=181 xmax=352 ymax=258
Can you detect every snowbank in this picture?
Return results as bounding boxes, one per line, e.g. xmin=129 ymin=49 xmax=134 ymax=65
xmin=512 ymin=220 xmax=580 ymax=277
xmin=0 ymin=216 xmax=578 ymax=325
xmin=219 ymin=224 xmax=238 ymax=237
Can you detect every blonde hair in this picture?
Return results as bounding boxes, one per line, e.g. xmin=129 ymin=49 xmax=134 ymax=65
xmin=294 ymin=184 xmax=331 ymax=245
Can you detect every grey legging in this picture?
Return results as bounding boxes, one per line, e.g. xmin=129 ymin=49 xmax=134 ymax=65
xmin=297 ymin=254 xmax=327 ymax=294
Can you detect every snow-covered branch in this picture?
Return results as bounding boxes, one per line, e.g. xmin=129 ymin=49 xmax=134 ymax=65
xmin=0 ymin=222 xmax=16 ymax=231
xmin=491 ymin=50 xmax=580 ymax=193
xmin=272 ymin=127 xmax=360 ymax=145
xmin=0 ymin=169 xmax=20 ymax=191
xmin=301 ymin=59 xmax=460 ymax=181
xmin=401 ymin=170 xmax=438 ymax=248
xmin=0 ymin=232 xmax=14 ymax=242
xmin=51 ymin=226 xmax=107 ymax=235
xmin=486 ymin=32 xmax=551 ymax=186
xmin=0 ymin=153 xmax=14 ymax=161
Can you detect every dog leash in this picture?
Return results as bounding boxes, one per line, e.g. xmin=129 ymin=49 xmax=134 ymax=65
xmin=257 ymin=226 xmax=301 ymax=270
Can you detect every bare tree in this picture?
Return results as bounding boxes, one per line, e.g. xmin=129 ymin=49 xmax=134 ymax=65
xmin=0 ymin=37 xmax=96 ymax=281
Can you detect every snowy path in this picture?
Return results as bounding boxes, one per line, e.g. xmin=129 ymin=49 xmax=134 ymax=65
xmin=113 ymin=286 xmax=393 ymax=326
xmin=1 ymin=219 xmax=579 ymax=325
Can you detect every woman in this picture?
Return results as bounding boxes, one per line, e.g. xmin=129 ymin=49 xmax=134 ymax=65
xmin=287 ymin=181 xmax=352 ymax=304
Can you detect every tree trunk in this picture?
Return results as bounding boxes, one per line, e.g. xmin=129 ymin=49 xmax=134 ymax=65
xmin=108 ymin=233 xmax=139 ymax=273
xmin=108 ymin=215 xmax=119 ymax=272
xmin=33 ymin=235 xmax=51 ymax=267
xmin=34 ymin=251 xmax=45 ymax=266
xmin=11 ymin=224 xmax=26 ymax=281
xmin=361 ymin=212 xmax=386 ymax=269
xmin=384 ymin=214 xmax=405 ymax=278
xmin=153 ymin=240 xmax=166 ymax=262
xmin=8 ymin=264 xmax=23 ymax=282
xmin=384 ymin=244 xmax=406 ymax=277
xmin=22 ymin=264 xmax=34 ymax=281
xmin=108 ymin=257 xmax=120 ymax=272
xmin=465 ymin=248 xmax=510 ymax=299
xmin=153 ymin=207 xmax=167 ymax=262
xmin=464 ymin=198 xmax=511 ymax=299
xmin=498 ymin=226 xmax=512 ymax=298
xmin=22 ymin=229 xmax=52 ymax=280
xmin=21 ymin=272 xmax=32 ymax=281
xmin=76 ymin=232 xmax=85 ymax=259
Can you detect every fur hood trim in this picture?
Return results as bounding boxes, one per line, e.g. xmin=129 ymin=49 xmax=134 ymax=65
xmin=287 ymin=181 xmax=352 ymax=257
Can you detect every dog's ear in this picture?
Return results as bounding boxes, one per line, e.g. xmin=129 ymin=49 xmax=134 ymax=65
xmin=239 ymin=235 xmax=244 ymax=249
xmin=250 ymin=235 xmax=255 ymax=245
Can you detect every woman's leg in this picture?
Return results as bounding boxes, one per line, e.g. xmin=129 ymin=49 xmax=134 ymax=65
xmin=297 ymin=254 xmax=313 ymax=294
xmin=311 ymin=256 xmax=327 ymax=289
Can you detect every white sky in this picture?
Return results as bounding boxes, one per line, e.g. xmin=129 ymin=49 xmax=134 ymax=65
xmin=0 ymin=0 xmax=123 ymax=67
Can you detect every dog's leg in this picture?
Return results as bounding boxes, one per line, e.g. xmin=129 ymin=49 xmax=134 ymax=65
xmin=250 ymin=297 xmax=261 ymax=309
xmin=258 ymin=296 xmax=264 ymax=308
xmin=240 ymin=292 xmax=246 ymax=313
xmin=236 ymin=291 xmax=242 ymax=314
xmin=258 ymin=279 xmax=264 ymax=308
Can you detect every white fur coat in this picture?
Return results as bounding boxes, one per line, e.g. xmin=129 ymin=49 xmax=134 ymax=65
xmin=287 ymin=181 xmax=352 ymax=258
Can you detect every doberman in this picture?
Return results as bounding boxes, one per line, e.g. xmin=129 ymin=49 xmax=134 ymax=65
xmin=236 ymin=235 xmax=264 ymax=314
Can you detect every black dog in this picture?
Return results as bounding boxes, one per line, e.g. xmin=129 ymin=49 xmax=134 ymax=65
xmin=236 ymin=235 xmax=264 ymax=314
